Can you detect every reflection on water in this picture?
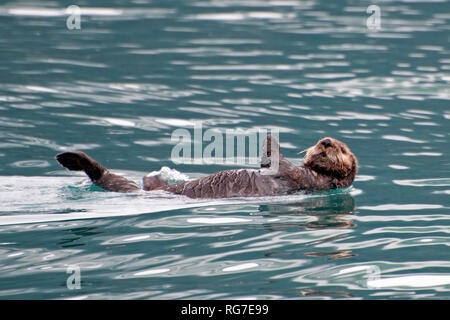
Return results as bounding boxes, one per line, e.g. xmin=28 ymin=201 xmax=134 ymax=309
xmin=0 ymin=0 xmax=449 ymax=299
xmin=260 ymin=192 xmax=356 ymax=230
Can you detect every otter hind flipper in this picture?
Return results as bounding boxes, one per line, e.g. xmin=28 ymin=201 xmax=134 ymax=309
xmin=56 ymin=151 xmax=140 ymax=193
xmin=55 ymin=152 xmax=85 ymax=171
xmin=56 ymin=151 xmax=105 ymax=181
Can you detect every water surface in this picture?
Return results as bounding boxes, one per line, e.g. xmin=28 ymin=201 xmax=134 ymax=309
xmin=0 ymin=0 xmax=449 ymax=299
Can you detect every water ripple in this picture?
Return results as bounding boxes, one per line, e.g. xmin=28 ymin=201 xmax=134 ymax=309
xmin=393 ymin=178 xmax=450 ymax=187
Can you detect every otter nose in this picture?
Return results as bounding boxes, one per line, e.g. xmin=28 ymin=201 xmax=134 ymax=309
xmin=321 ymin=139 xmax=332 ymax=148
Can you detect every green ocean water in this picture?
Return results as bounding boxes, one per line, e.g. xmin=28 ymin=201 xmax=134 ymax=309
xmin=0 ymin=0 xmax=449 ymax=299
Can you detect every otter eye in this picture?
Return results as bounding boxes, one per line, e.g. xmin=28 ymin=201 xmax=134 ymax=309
xmin=341 ymin=147 xmax=347 ymax=154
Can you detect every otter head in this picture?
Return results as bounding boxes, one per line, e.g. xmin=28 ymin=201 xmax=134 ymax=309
xmin=303 ymin=137 xmax=358 ymax=179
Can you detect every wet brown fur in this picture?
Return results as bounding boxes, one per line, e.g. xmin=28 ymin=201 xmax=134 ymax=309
xmin=304 ymin=137 xmax=358 ymax=180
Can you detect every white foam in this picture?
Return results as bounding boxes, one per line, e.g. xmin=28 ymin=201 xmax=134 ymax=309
xmin=146 ymin=166 xmax=190 ymax=182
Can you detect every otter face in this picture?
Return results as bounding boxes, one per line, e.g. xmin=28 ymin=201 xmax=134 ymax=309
xmin=303 ymin=137 xmax=358 ymax=178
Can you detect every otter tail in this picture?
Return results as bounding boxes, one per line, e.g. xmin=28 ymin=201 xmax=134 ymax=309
xmin=55 ymin=151 xmax=106 ymax=182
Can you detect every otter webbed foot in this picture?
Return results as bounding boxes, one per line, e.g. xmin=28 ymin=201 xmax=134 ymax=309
xmin=56 ymin=151 xmax=105 ymax=181
xmin=56 ymin=151 xmax=140 ymax=193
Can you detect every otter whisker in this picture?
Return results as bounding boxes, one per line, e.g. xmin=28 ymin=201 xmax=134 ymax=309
xmin=302 ymin=146 xmax=315 ymax=161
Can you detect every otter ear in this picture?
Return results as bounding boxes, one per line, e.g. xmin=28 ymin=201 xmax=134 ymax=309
xmin=261 ymin=134 xmax=281 ymax=168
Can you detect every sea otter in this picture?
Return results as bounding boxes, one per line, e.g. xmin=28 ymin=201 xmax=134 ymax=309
xmin=55 ymin=136 xmax=358 ymax=198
